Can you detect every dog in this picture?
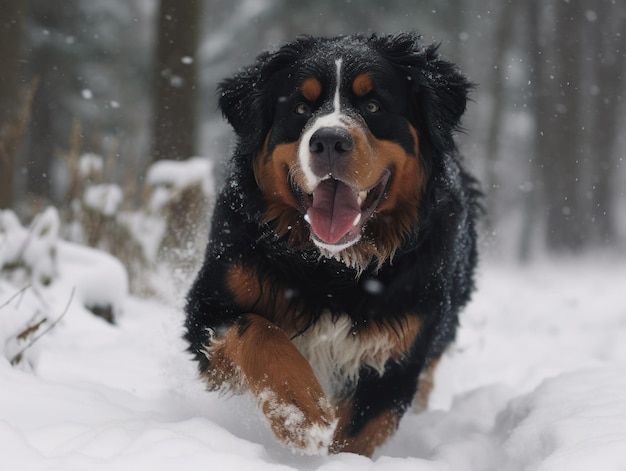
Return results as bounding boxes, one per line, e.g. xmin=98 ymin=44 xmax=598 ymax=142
xmin=184 ymin=33 xmax=480 ymax=456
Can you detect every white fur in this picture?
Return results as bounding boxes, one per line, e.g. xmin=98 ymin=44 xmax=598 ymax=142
xmin=291 ymin=314 xmax=398 ymax=400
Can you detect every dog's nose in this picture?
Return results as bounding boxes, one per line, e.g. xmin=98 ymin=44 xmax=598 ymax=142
xmin=309 ymin=127 xmax=353 ymax=176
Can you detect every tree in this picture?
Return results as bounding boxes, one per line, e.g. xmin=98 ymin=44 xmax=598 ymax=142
xmin=0 ymin=0 xmax=26 ymax=209
xmin=530 ymin=0 xmax=588 ymax=252
xmin=518 ymin=0 xmax=544 ymax=261
xmin=587 ymin=0 xmax=625 ymax=245
xmin=151 ymin=0 xmax=201 ymax=162
xmin=525 ymin=0 xmax=626 ymax=254
xmin=483 ymin=1 xmax=518 ymax=232
xmin=24 ymin=0 xmax=82 ymax=202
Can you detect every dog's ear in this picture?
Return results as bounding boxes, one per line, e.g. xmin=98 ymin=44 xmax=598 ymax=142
xmin=218 ymin=52 xmax=270 ymax=154
xmin=373 ymin=33 xmax=472 ymax=153
xmin=413 ymin=44 xmax=472 ymax=152
xmin=218 ymin=43 xmax=306 ymax=154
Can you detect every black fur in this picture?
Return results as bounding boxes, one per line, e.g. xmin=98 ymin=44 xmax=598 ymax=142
xmin=184 ymin=32 xmax=480 ymax=451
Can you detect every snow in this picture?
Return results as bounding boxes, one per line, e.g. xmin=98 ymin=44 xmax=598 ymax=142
xmin=56 ymin=240 xmax=128 ymax=318
xmin=256 ymin=389 xmax=336 ymax=455
xmin=78 ymin=153 xmax=104 ymax=179
xmin=83 ymin=184 xmax=124 ymax=216
xmin=0 ymin=208 xmax=127 ymax=320
xmin=145 ymin=156 xmax=215 ymax=213
xmin=2 ymin=232 xmax=626 ymax=469
xmin=146 ymin=156 xmax=214 ymax=192
xmin=0 ymin=207 xmax=60 ymax=285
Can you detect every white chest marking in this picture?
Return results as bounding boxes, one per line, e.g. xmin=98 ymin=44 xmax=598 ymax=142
xmin=291 ymin=314 xmax=398 ymax=400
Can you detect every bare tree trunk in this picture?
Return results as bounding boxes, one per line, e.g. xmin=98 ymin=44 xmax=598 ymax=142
xmin=518 ymin=0 xmax=543 ymax=261
xmin=24 ymin=1 xmax=81 ymax=203
xmin=587 ymin=0 xmax=625 ymax=245
xmin=0 ymin=0 xmax=25 ymax=209
xmin=528 ymin=0 xmax=558 ymax=255
xmin=151 ymin=0 xmax=201 ymax=162
xmin=483 ymin=1 xmax=518 ymax=232
xmin=541 ymin=0 xmax=587 ymax=252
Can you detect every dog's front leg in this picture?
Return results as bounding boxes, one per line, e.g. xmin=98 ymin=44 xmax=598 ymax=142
xmin=204 ymin=313 xmax=337 ymax=454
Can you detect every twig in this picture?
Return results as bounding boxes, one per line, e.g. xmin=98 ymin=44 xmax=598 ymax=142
xmin=10 ymin=286 xmax=75 ymax=366
xmin=65 ymin=118 xmax=83 ymax=205
xmin=16 ymin=317 xmax=47 ymax=341
xmin=0 ymin=284 xmax=31 ymax=311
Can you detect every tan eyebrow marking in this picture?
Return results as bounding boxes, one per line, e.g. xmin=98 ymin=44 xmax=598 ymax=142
xmin=301 ymin=77 xmax=322 ymax=102
xmin=352 ymin=73 xmax=374 ymax=96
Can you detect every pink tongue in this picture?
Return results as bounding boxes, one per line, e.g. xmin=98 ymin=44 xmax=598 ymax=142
xmin=307 ymin=179 xmax=361 ymax=244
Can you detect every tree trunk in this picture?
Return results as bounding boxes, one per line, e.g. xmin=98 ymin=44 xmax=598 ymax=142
xmin=24 ymin=1 xmax=81 ymax=202
xmin=587 ymin=0 xmax=625 ymax=245
xmin=518 ymin=0 xmax=543 ymax=262
xmin=0 ymin=0 xmax=25 ymax=209
xmin=151 ymin=0 xmax=201 ymax=162
xmin=542 ymin=0 xmax=587 ymax=252
xmin=483 ymin=1 xmax=518 ymax=232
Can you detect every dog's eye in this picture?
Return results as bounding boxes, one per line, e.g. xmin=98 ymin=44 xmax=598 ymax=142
xmin=294 ymin=103 xmax=310 ymax=115
xmin=365 ymin=100 xmax=380 ymax=113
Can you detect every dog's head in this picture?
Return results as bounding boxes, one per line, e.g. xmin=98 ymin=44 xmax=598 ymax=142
xmin=219 ymin=33 xmax=471 ymax=270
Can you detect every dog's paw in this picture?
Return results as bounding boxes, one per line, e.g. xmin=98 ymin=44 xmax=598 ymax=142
xmin=258 ymin=389 xmax=337 ymax=455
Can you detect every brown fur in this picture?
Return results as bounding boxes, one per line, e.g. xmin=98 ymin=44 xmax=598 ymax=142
xmin=331 ymin=401 xmax=398 ymax=456
xmin=351 ymin=73 xmax=374 ymax=97
xmin=253 ymin=140 xmax=314 ymax=248
xmin=413 ymin=358 xmax=440 ymax=413
xmin=355 ymin=315 xmax=422 ymax=363
xmin=301 ymin=77 xmax=323 ymax=102
xmin=226 ymin=263 xmax=310 ymax=335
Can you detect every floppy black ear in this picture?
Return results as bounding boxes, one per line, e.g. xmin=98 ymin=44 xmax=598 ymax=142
xmin=372 ymin=33 xmax=472 ymax=153
xmin=217 ymin=53 xmax=270 ymax=154
xmin=218 ymin=41 xmax=308 ymax=155
xmin=413 ymin=44 xmax=472 ymax=152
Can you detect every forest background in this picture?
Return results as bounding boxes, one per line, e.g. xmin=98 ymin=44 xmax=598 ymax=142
xmin=1 ymin=0 xmax=625 ymax=263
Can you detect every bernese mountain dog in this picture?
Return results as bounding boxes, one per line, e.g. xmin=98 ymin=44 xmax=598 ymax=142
xmin=184 ymin=32 xmax=480 ymax=456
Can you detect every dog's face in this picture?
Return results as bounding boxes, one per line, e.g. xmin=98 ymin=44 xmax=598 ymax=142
xmin=219 ymin=34 xmax=470 ymax=270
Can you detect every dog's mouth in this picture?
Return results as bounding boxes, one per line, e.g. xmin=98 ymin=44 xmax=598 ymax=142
xmin=293 ymin=170 xmax=391 ymax=247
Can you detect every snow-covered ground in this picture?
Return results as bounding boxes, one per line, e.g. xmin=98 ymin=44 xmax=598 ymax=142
xmin=2 ymin=246 xmax=626 ymax=470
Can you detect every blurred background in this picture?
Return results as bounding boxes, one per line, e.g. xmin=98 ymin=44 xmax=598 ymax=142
xmin=1 ymin=0 xmax=625 ymax=263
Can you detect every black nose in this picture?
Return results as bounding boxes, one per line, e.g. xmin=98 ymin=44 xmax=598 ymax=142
xmin=309 ymin=127 xmax=353 ymax=175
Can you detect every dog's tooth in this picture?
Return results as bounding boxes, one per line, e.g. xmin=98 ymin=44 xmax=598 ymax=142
xmin=357 ymin=191 xmax=367 ymax=205
xmin=304 ymin=214 xmax=311 ymax=224
xmin=352 ymin=213 xmax=361 ymax=226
